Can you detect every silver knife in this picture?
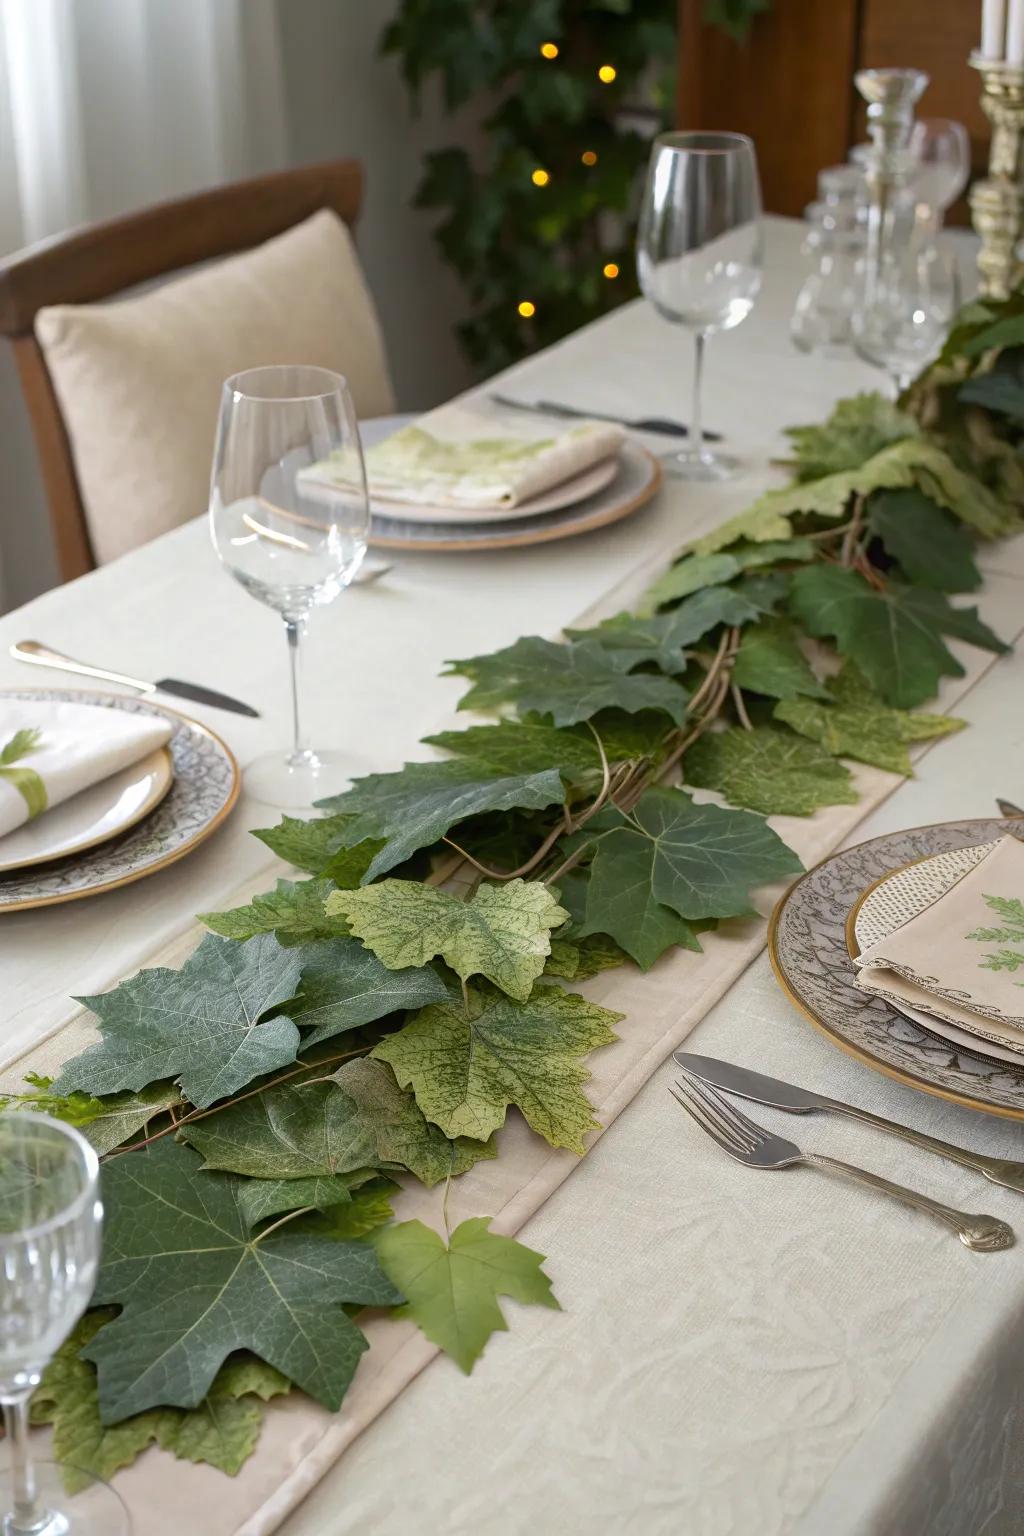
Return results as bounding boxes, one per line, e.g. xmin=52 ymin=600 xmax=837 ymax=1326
xmin=489 ymin=392 xmax=723 ymax=442
xmin=10 ymin=640 xmax=260 ymax=718
xmin=674 ymin=1050 xmax=1024 ymax=1194
xmin=998 ymin=798 xmax=1024 ymax=818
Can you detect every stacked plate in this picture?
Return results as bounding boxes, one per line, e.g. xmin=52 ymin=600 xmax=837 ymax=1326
xmin=360 ymin=413 xmax=662 ymax=553
xmin=0 ymin=690 xmax=239 ymax=913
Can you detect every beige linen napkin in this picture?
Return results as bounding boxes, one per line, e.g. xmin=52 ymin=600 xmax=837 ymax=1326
xmin=854 ymin=833 xmax=1024 ymax=1050
xmin=0 ymin=700 xmax=172 ymax=838
xmin=301 ymin=402 xmax=624 ymax=509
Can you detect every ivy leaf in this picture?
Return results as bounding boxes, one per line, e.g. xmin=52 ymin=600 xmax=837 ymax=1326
xmin=373 ymin=984 xmax=621 ymax=1152
xmin=251 ymin=813 xmax=381 ymax=883
xmin=199 ymin=879 xmax=350 ymax=947
xmin=1 ymin=1078 xmax=179 ymax=1157
xmin=332 ymin=1057 xmax=495 ymax=1187
xmin=375 ymin=1217 xmax=559 ymax=1373
xmin=959 ymin=346 xmax=1024 ymax=421
xmin=444 ymin=635 xmax=689 ymax=726
xmin=422 ymin=719 xmax=603 ymax=779
xmin=566 ymin=587 xmax=762 ymax=672
xmin=56 ymin=935 xmax=303 ymax=1110
xmin=684 ymin=726 xmax=857 ymax=816
xmin=32 ymin=1313 xmax=292 ymax=1490
xmin=731 ymin=617 xmax=827 ymax=700
xmin=773 ymin=663 xmax=966 ymax=774
xmin=315 ymin=758 xmax=567 ymax=883
xmin=289 ymin=937 xmax=450 ymax=1047
xmin=868 ymin=488 xmax=982 ymax=592
xmin=82 ymin=1138 xmax=403 ymax=1422
xmin=328 ymin=878 xmax=568 ymax=1003
xmin=178 ymin=1077 xmax=381 ymax=1179
xmin=789 ymin=565 xmax=1006 ymax=708
xmin=784 ymin=393 xmax=917 ymax=480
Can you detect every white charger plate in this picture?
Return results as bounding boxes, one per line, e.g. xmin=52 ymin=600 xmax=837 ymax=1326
xmin=0 ymin=744 xmax=174 ymax=874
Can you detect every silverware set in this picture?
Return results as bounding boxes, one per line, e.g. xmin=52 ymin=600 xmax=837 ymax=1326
xmin=670 ymin=1050 xmax=1020 ymax=1253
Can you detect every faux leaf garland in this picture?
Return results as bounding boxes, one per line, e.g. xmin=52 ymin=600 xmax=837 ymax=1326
xmin=11 ymin=293 xmax=1024 ymax=1489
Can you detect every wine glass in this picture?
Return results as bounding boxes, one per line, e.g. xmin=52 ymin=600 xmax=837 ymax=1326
xmin=909 ymin=118 xmax=971 ymax=229
xmin=209 ymin=365 xmax=369 ymax=808
xmin=853 ymin=240 xmax=960 ymax=395
xmin=0 ymin=1112 xmax=129 ymax=1535
xmin=637 ymin=131 xmax=763 ymax=480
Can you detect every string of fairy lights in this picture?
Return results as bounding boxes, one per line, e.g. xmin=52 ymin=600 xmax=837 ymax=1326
xmin=517 ymin=40 xmax=620 ymax=322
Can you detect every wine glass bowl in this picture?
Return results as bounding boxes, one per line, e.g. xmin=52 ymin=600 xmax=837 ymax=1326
xmin=637 ymin=131 xmax=763 ymax=480
xmin=910 ymin=118 xmax=971 ymax=220
xmin=209 ymin=365 xmax=370 ymax=808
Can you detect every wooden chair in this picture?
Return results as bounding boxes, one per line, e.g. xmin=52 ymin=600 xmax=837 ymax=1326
xmin=0 ymin=159 xmax=366 ymax=581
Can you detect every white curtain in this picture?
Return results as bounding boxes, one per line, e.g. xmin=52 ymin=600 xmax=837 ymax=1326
xmin=0 ymin=0 xmax=288 ymax=607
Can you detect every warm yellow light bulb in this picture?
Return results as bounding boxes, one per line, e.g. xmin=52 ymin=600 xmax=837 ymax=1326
xmin=540 ymin=41 xmax=559 ymax=59
xmin=603 ymin=262 xmax=620 ymax=280
xmin=531 ymin=168 xmax=550 ymax=187
xmin=518 ymin=300 xmax=536 ymax=318
xmin=598 ymin=63 xmax=617 ymax=83
xmin=581 ymin=149 xmax=598 ymax=166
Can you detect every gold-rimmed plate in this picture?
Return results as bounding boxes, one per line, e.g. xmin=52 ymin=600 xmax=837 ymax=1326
xmin=768 ymin=816 xmax=1024 ymax=1121
xmin=0 ymin=690 xmax=239 ymax=913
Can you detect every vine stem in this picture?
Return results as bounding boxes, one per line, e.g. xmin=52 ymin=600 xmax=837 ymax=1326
xmin=250 ymin=1206 xmax=315 ymax=1246
xmin=731 ymin=683 xmax=753 ymax=730
xmin=839 ymin=494 xmax=866 ymax=566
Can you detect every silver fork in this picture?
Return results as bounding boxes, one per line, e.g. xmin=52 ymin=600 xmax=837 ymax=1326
xmin=669 ymin=1074 xmax=1014 ymax=1253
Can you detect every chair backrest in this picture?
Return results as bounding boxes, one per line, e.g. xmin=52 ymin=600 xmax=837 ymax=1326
xmin=0 ymin=159 xmax=366 ymax=581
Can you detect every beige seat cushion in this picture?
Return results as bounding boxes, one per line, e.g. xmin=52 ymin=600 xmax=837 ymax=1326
xmin=35 ymin=208 xmax=394 ymax=566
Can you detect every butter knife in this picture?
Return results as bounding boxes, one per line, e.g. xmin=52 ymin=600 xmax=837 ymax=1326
xmin=11 ymin=640 xmax=260 ymax=718
xmin=674 ymin=1050 xmax=1024 ymax=1195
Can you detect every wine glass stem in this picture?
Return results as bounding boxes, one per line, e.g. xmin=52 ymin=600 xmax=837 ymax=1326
xmin=2 ymin=1393 xmax=45 ymax=1534
xmin=691 ymin=330 xmax=706 ymax=460
xmin=284 ymin=616 xmax=308 ymax=764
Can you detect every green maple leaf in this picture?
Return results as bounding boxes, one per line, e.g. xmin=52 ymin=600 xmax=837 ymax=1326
xmin=443 ymin=635 xmax=689 ymax=726
xmin=694 ymin=501 xmax=794 ymax=556
xmin=251 ymin=813 xmax=382 ymax=883
xmin=784 ymin=393 xmax=917 ymax=481
xmin=423 ymin=719 xmax=603 ymax=779
xmin=178 ymin=1077 xmax=381 ymax=1179
xmin=32 ymin=1313 xmax=292 ymax=1491
xmin=328 ymin=878 xmax=568 ymax=1003
xmin=199 ymin=878 xmax=350 ymax=947
xmin=2 ymin=1078 xmax=180 ymax=1157
xmin=565 ymin=587 xmax=762 ymax=673
xmin=332 ymin=1057 xmax=495 ymax=1187
xmin=288 ymin=937 xmax=450 ymax=1047
xmin=56 ymin=935 xmax=303 ymax=1110
xmin=731 ymin=617 xmax=828 ymax=700
xmin=638 ymin=540 xmax=814 ymax=616
xmin=306 ymin=1177 xmax=397 ymax=1239
xmin=373 ymin=984 xmax=621 ymax=1152
xmin=868 ymin=488 xmax=981 ymax=592
xmin=542 ymin=931 xmax=630 ymax=980
xmin=375 ymin=1217 xmax=559 ymax=1373
xmin=236 ymin=1173 xmax=366 ymax=1229
xmin=790 ymin=565 xmax=1006 ymax=708
xmin=684 ymin=727 xmax=857 ymax=816
xmin=315 ymin=757 xmax=567 ymax=882
xmin=774 ymin=662 xmax=966 ymax=774
xmin=82 ymin=1139 xmax=402 ymax=1422
xmin=575 ymin=833 xmax=703 ymax=970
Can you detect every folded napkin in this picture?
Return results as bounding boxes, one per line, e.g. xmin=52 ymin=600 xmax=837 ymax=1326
xmin=0 ymin=701 xmax=173 ymax=840
xmin=854 ymin=834 xmax=1024 ymax=1050
xmin=301 ymin=402 xmax=624 ymax=509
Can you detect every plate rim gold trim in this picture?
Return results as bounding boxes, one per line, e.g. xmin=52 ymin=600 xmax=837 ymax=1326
xmin=0 ymin=690 xmax=240 ymax=914
xmin=767 ymin=816 xmax=1024 ymax=1123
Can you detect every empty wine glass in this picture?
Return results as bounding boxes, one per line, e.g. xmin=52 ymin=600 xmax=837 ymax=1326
xmin=637 ymin=131 xmax=763 ymax=480
xmin=910 ymin=118 xmax=971 ymax=229
xmin=853 ymin=240 xmax=960 ymax=394
xmin=0 ymin=1112 xmax=128 ymax=1535
xmin=209 ymin=365 xmax=369 ymax=808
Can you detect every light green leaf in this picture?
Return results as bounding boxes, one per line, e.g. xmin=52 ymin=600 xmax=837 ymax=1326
xmin=1 ymin=1078 xmax=180 ymax=1157
xmin=316 ymin=757 xmax=568 ymax=883
xmin=328 ymin=878 xmax=568 ymax=1003
xmin=694 ymin=501 xmax=795 ymax=555
xmin=784 ymin=393 xmax=917 ymax=481
xmin=304 ymin=1177 xmax=397 ymax=1239
xmin=289 ymin=937 xmax=450 ymax=1047
xmin=444 ymin=635 xmax=689 ymax=726
xmin=566 ymin=587 xmax=762 ymax=672
xmin=332 ymin=1057 xmax=495 ymax=1187
xmin=731 ymin=617 xmax=827 ymax=700
xmin=868 ymin=488 xmax=982 ymax=592
xmin=251 ymin=813 xmax=381 ymax=883
xmin=422 ymin=720 xmax=603 ymax=778
xmin=373 ymin=984 xmax=621 ymax=1152
xmin=774 ymin=663 xmax=966 ymax=774
xmin=199 ymin=879 xmax=350 ymax=947
xmin=84 ymin=1139 xmax=402 ymax=1422
xmin=638 ymin=551 xmax=742 ymax=610
xmin=375 ymin=1217 xmax=559 ymax=1374
xmin=684 ymin=726 xmax=857 ymax=815
xmin=56 ymin=935 xmax=303 ymax=1110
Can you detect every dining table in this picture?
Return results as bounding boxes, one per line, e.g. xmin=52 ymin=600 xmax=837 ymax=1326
xmin=4 ymin=215 xmax=1024 ymax=1536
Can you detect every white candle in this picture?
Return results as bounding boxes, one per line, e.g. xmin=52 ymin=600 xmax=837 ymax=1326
xmin=1008 ymin=0 xmax=1024 ymax=62
xmin=983 ymin=0 xmax=1007 ymax=57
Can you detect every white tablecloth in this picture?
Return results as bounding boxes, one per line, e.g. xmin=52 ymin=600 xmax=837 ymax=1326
xmin=4 ymin=218 xmax=1024 ymax=1535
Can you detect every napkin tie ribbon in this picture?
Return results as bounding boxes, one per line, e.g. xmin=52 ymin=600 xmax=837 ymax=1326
xmin=0 ymin=728 xmax=47 ymax=820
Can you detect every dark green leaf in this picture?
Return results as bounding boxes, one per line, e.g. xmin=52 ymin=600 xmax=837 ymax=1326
xmin=199 ymin=879 xmax=349 ymax=947
xmin=959 ymin=346 xmax=1024 ymax=420
xmin=423 ymin=719 xmax=602 ymax=778
xmin=784 ymin=393 xmax=917 ymax=481
xmin=731 ymin=618 xmax=827 ymax=700
xmin=332 ymin=1057 xmax=495 ymax=1187
xmin=566 ymin=587 xmax=762 ymax=672
xmin=868 ymin=488 xmax=982 ymax=591
xmin=289 ymin=937 xmax=449 ymax=1047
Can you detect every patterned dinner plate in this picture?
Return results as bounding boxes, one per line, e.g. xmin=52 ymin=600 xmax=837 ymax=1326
xmin=0 ymin=689 xmax=239 ymax=913
xmin=768 ymin=817 xmax=1024 ymax=1120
